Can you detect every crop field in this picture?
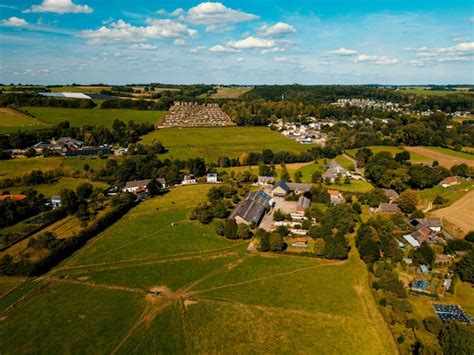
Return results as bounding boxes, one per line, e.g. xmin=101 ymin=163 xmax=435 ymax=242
xmin=208 ymin=87 xmax=252 ymax=99
xmin=5 ymin=177 xmax=108 ymax=197
xmin=21 ymin=107 xmax=165 ymax=129
xmin=141 ymin=127 xmax=309 ymax=162
xmin=0 ymin=157 xmax=63 ymax=180
xmin=0 ymin=108 xmax=49 ymax=133
xmin=48 ymin=86 xmax=112 ymax=93
xmin=417 ymin=180 xmax=474 ymax=210
xmin=430 ymin=189 xmax=474 ymax=237
xmin=405 ymin=146 xmax=474 ymax=168
xmin=0 ymin=185 xmax=396 ymax=354
xmin=398 ymin=88 xmax=473 ymax=96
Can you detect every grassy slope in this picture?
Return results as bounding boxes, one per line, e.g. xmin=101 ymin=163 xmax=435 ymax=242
xmin=0 ymin=185 xmax=395 ymax=354
xmin=0 ymin=157 xmax=63 ymax=179
xmin=49 ymin=86 xmax=111 ymax=93
xmin=0 ymin=108 xmax=49 ymax=133
xmin=419 ymin=146 xmax=474 ymax=161
xmin=208 ymin=87 xmax=252 ymax=99
xmin=22 ymin=107 xmax=165 ymax=129
xmin=141 ymin=127 xmax=308 ymax=162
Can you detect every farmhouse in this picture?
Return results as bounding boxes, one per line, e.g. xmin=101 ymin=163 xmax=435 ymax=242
xmin=409 ymin=218 xmax=443 ymax=233
xmin=409 ymin=227 xmax=445 ymax=245
xmin=123 ymin=178 xmax=166 ymax=193
xmin=182 ymin=175 xmax=197 ymax=185
xmin=229 ymin=190 xmax=272 ymax=226
xmin=206 ymin=173 xmax=218 ymax=183
xmin=382 ymin=189 xmax=399 ymax=202
xmin=158 ymin=102 xmax=234 ymax=128
xmin=51 ymin=196 xmax=61 ymax=208
xmin=439 ymin=176 xmax=460 ymax=188
xmin=256 ymin=176 xmax=275 ymax=186
xmin=328 ymin=190 xmax=345 ymax=205
xmin=0 ymin=194 xmax=27 ymax=201
xmin=271 ymin=180 xmax=312 ymax=197
xmin=322 ymin=161 xmax=351 ymax=183
xmin=378 ymin=203 xmax=400 ymax=213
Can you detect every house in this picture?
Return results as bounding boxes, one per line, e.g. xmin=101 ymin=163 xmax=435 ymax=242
xmin=0 ymin=194 xmax=27 ymax=201
xmin=435 ymin=254 xmax=451 ymax=265
xmin=229 ymin=190 xmax=272 ymax=226
xmin=382 ymin=189 xmax=399 ymax=202
xmin=322 ymin=161 xmax=350 ymax=183
xmin=287 ymin=183 xmax=312 ymax=195
xmin=411 ymin=279 xmax=431 ymax=293
xmin=439 ymin=176 xmax=460 ymax=188
xmin=297 ymin=195 xmax=311 ymax=212
xmin=378 ymin=203 xmax=400 ymax=213
xmin=291 ymin=237 xmax=308 ymax=248
xmin=409 ymin=218 xmax=443 ymax=233
xmin=123 ymin=178 xmax=166 ymax=193
xmin=182 ymin=175 xmax=196 ymax=185
xmin=443 ymin=279 xmax=452 ymax=291
xmin=272 ymin=180 xmax=290 ymax=197
xmin=256 ymin=176 xmax=275 ymax=186
xmin=419 ymin=264 xmax=430 ymax=275
xmin=301 ymin=137 xmax=313 ymax=144
xmin=328 ymin=190 xmax=345 ymax=205
xmin=403 ymin=234 xmax=421 ymax=248
xmin=51 ymin=196 xmax=62 ymax=208
xmin=206 ymin=173 xmax=218 ymax=183
xmin=410 ymin=227 xmax=445 ymax=245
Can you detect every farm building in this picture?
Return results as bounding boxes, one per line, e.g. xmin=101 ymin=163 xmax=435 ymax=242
xmin=271 ymin=180 xmax=312 ymax=197
xmin=409 ymin=218 xmax=443 ymax=233
xmin=439 ymin=176 xmax=460 ymax=188
xmin=229 ymin=190 xmax=272 ymax=226
xmin=403 ymin=234 xmax=421 ymax=248
xmin=38 ymin=92 xmax=92 ymax=99
xmin=123 ymin=178 xmax=166 ymax=193
xmin=256 ymin=176 xmax=275 ymax=186
xmin=409 ymin=227 xmax=445 ymax=245
xmin=378 ymin=203 xmax=400 ymax=213
xmin=322 ymin=161 xmax=351 ymax=183
xmin=382 ymin=189 xmax=399 ymax=202
xmin=297 ymin=195 xmax=311 ymax=212
xmin=291 ymin=238 xmax=309 ymax=248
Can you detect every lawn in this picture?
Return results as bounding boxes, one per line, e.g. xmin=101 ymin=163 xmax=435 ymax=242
xmin=21 ymin=107 xmax=165 ymax=128
xmin=62 ymin=156 xmax=110 ymax=173
xmin=141 ymin=126 xmax=309 ymax=162
xmin=5 ymin=177 xmax=108 ymax=197
xmin=0 ymin=108 xmax=49 ymax=133
xmin=0 ymin=157 xmax=63 ymax=180
xmin=417 ymin=179 xmax=474 ymax=210
xmin=0 ymin=184 xmax=396 ymax=354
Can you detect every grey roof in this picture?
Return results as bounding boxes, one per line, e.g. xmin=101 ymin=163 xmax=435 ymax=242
xmin=229 ymin=190 xmax=271 ymax=225
xmin=287 ymin=183 xmax=312 ymax=193
xmin=378 ymin=203 xmax=400 ymax=213
xmin=298 ymin=195 xmax=311 ymax=209
xmin=248 ymin=190 xmax=272 ymax=207
xmin=125 ymin=179 xmax=152 ymax=189
xmin=423 ymin=218 xmax=443 ymax=228
xmin=322 ymin=161 xmax=348 ymax=179
xmin=273 ymin=180 xmax=290 ymax=193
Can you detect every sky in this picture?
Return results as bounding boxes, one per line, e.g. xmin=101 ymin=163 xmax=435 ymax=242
xmin=0 ymin=0 xmax=473 ymax=85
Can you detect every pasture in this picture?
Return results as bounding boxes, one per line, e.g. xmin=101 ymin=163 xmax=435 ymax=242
xmin=208 ymin=87 xmax=252 ymax=99
xmin=141 ymin=127 xmax=309 ymax=161
xmin=49 ymin=86 xmax=111 ymax=94
xmin=0 ymin=108 xmax=49 ymax=133
xmin=398 ymin=88 xmax=473 ymax=96
xmin=405 ymin=146 xmax=474 ymax=168
xmin=0 ymin=157 xmax=63 ymax=180
xmin=20 ymin=107 xmax=165 ymax=129
xmin=346 ymin=146 xmax=443 ymax=165
xmin=430 ymin=189 xmax=474 ymax=237
xmin=0 ymin=185 xmax=396 ymax=354
xmin=5 ymin=177 xmax=108 ymax=197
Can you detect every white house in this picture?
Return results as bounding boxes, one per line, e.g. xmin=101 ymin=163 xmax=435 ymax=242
xmin=207 ymin=173 xmax=218 ymax=183
xmin=182 ymin=174 xmax=196 ymax=185
xmin=51 ymin=196 xmax=62 ymax=209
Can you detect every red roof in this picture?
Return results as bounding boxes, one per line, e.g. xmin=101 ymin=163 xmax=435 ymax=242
xmin=328 ymin=190 xmax=341 ymax=196
xmin=440 ymin=176 xmax=459 ymax=185
xmin=0 ymin=194 xmax=27 ymax=201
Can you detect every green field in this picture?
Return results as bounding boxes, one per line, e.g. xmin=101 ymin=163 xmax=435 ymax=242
xmin=398 ymin=88 xmax=474 ymax=96
xmin=49 ymin=86 xmax=111 ymax=93
xmin=19 ymin=107 xmax=165 ymax=129
xmin=419 ymin=146 xmax=474 ymax=161
xmin=207 ymin=87 xmax=252 ymax=99
xmin=346 ymin=146 xmax=432 ymax=163
xmin=5 ymin=177 xmax=108 ymax=197
xmin=142 ymin=127 xmax=309 ymax=161
xmin=0 ymin=108 xmax=49 ymax=133
xmin=0 ymin=157 xmax=63 ymax=179
xmin=0 ymin=185 xmax=396 ymax=353
xmin=417 ymin=179 xmax=474 ymax=210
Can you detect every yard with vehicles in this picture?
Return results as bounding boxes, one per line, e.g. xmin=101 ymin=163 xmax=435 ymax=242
xmin=0 ymin=185 xmax=396 ymax=354
xmin=141 ymin=126 xmax=309 ymax=162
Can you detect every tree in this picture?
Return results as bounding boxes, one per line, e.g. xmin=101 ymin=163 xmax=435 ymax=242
xmin=273 ymin=209 xmax=285 ymax=222
xmin=76 ymin=182 xmax=93 ymax=200
xmin=294 ymin=170 xmax=302 ymax=183
xmin=59 ymin=189 xmax=78 ymax=214
xmin=413 ymin=243 xmax=434 ymax=265
xmin=276 ymin=225 xmax=289 ymax=237
xmin=451 ymin=163 xmax=469 ymax=177
xmin=397 ymin=189 xmax=418 ymax=214
xmin=146 ymin=180 xmax=161 ymax=196
xmin=454 ymin=252 xmax=474 ymax=283
xmin=311 ymin=170 xmax=322 ymax=183
xmin=269 ymin=233 xmax=285 ymax=251
xmin=394 ymin=151 xmax=410 ymax=164
xmin=256 ymin=229 xmax=270 ymax=252
xmin=438 ymin=321 xmax=474 ymax=354
xmin=433 ymin=195 xmax=446 ymax=205
xmin=237 ymin=224 xmax=252 ymax=240
xmin=280 ymin=163 xmax=290 ymax=181
xmin=224 ymin=219 xmax=238 ymax=239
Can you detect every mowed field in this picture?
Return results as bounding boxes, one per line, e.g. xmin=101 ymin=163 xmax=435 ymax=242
xmin=430 ymin=189 xmax=474 ymax=237
xmin=0 ymin=157 xmax=63 ymax=179
xmin=405 ymin=146 xmax=474 ymax=168
xmin=208 ymin=87 xmax=252 ymax=99
xmin=0 ymin=108 xmax=49 ymax=133
xmin=49 ymin=86 xmax=112 ymax=93
xmin=0 ymin=185 xmax=396 ymax=354
xmin=21 ymin=107 xmax=165 ymax=129
xmin=141 ymin=127 xmax=309 ymax=161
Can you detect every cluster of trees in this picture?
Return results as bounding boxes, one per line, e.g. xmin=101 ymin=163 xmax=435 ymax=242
xmin=58 ymin=182 xmax=100 ymax=224
xmin=0 ymin=93 xmax=95 ymax=109
xmin=255 ymin=228 xmax=286 ymax=252
xmin=422 ymin=319 xmax=474 ymax=354
xmin=0 ymin=169 xmax=59 ymax=189
xmin=190 ymin=186 xmax=240 ymax=224
xmin=0 ymin=192 xmax=136 ymax=276
xmin=215 ymin=219 xmax=252 ymax=240
xmin=0 ymin=189 xmax=48 ymax=228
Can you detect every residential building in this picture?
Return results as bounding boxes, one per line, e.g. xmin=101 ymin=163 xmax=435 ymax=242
xmin=439 ymin=176 xmax=460 ymax=188
xmin=328 ymin=190 xmax=345 ymax=205
xmin=123 ymin=178 xmax=166 ymax=194
xmin=378 ymin=203 xmax=400 ymax=213
xmin=322 ymin=161 xmax=350 ymax=183
xmin=0 ymin=194 xmax=27 ymax=201
xmin=271 ymin=180 xmax=312 ymax=197
xmin=403 ymin=234 xmax=421 ymax=248
xmin=206 ymin=173 xmax=218 ymax=183
xmin=51 ymin=196 xmax=62 ymax=208
xmin=256 ymin=176 xmax=275 ymax=186
xmin=382 ymin=189 xmax=399 ymax=202
xmin=182 ymin=175 xmax=197 ymax=185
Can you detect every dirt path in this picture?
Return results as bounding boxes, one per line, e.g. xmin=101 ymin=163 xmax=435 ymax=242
xmin=431 ymin=189 xmax=474 ymax=236
xmin=405 ymin=146 xmax=474 ymax=168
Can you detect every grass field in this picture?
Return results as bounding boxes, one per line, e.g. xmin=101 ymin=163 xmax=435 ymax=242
xmin=48 ymin=86 xmax=111 ymax=93
xmin=0 ymin=157 xmax=63 ymax=180
xmin=5 ymin=177 xmax=108 ymax=197
xmin=21 ymin=107 xmax=165 ymax=129
xmin=405 ymin=146 xmax=474 ymax=168
xmin=346 ymin=146 xmax=444 ymax=165
xmin=0 ymin=108 xmax=49 ymax=133
xmin=417 ymin=180 xmax=474 ymax=211
xmin=141 ymin=127 xmax=309 ymax=162
xmin=0 ymin=185 xmax=396 ymax=353
xmin=398 ymin=88 xmax=474 ymax=96
xmin=208 ymin=87 xmax=252 ymax=99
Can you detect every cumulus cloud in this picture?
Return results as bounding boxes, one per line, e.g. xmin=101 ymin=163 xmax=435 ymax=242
xmin=237 ymin=57 xmax=244 ymax=62
xmin=129 ymin=43 xmax=157 ymax=50
xmin=354 ymin=54 xmax=398 ymax=65
xmin=176 ymin=2 xmax=258 ymax=32
xmin=407 ymin=59 xmax=425 ymax=67
xmin=209 ymin=44 xmax=239 ymax=53
xmin=1 ymin=16 xmax=28 ymax=27
xmin=173 ymin=38 xmax=185 ymax=46
xmin=324 ymin=48 xmax=357 ymax=56
xmin=407 ymin=42 xmax=474 ymax=65
xmin=227 ymin=36 xmax=275 ymax=50
xmin=78 ymin=19 xmax=197 ymax=44
xmin=24 ymin=0 xmax=92 ymax=14
xmin=259 ymin=22 xmax=296 ymax=37
xmin=274 ymin=56 xmax=295 ymax=63
xmin=468 ymin=16 xmax=474 ymax=23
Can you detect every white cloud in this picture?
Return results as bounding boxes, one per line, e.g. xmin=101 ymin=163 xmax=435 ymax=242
xmin=237 ymin=57 xmax=244 ymax=62
xmin=79 ymin=19 xmax=197 ymax=44
xmin=259 ymin=22 xmax=296 ymax=37
xmin=227 ymin=36 xmax=275 ymax=50
xmin=209 ymin=44 xmax=239 ymax=53
xmin=24 ymin=0 xmax=92 ymax=14
xmin=177 ymin=2 xmax=258 ymax=31
xmin=1 ymin=17 xmax=28 ymax=27
xmin=354 ymin=54 xmax=398 ymax=65
xmin=407 ymin=60 xmax=425 ymax=67
xmin=408 ymin=42 xmax=474 ymax=66
xmin=261 ymin=47 xmax=286 ymax=54
xmin=274 ymin=56 xmax=295 ymax=63
xmin=468 ymin=16 xmax=474 ymax=23
xmin=129 ymin=43 xmax=157 ymax=50
xmin=325 ymin=48 xmax=357 ymax=56
xmin=173 ymin=38 xmax=185 ymax=46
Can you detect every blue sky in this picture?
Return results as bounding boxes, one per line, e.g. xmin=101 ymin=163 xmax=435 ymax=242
xmin=0 ymin=0 xmax=473 ymax=84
